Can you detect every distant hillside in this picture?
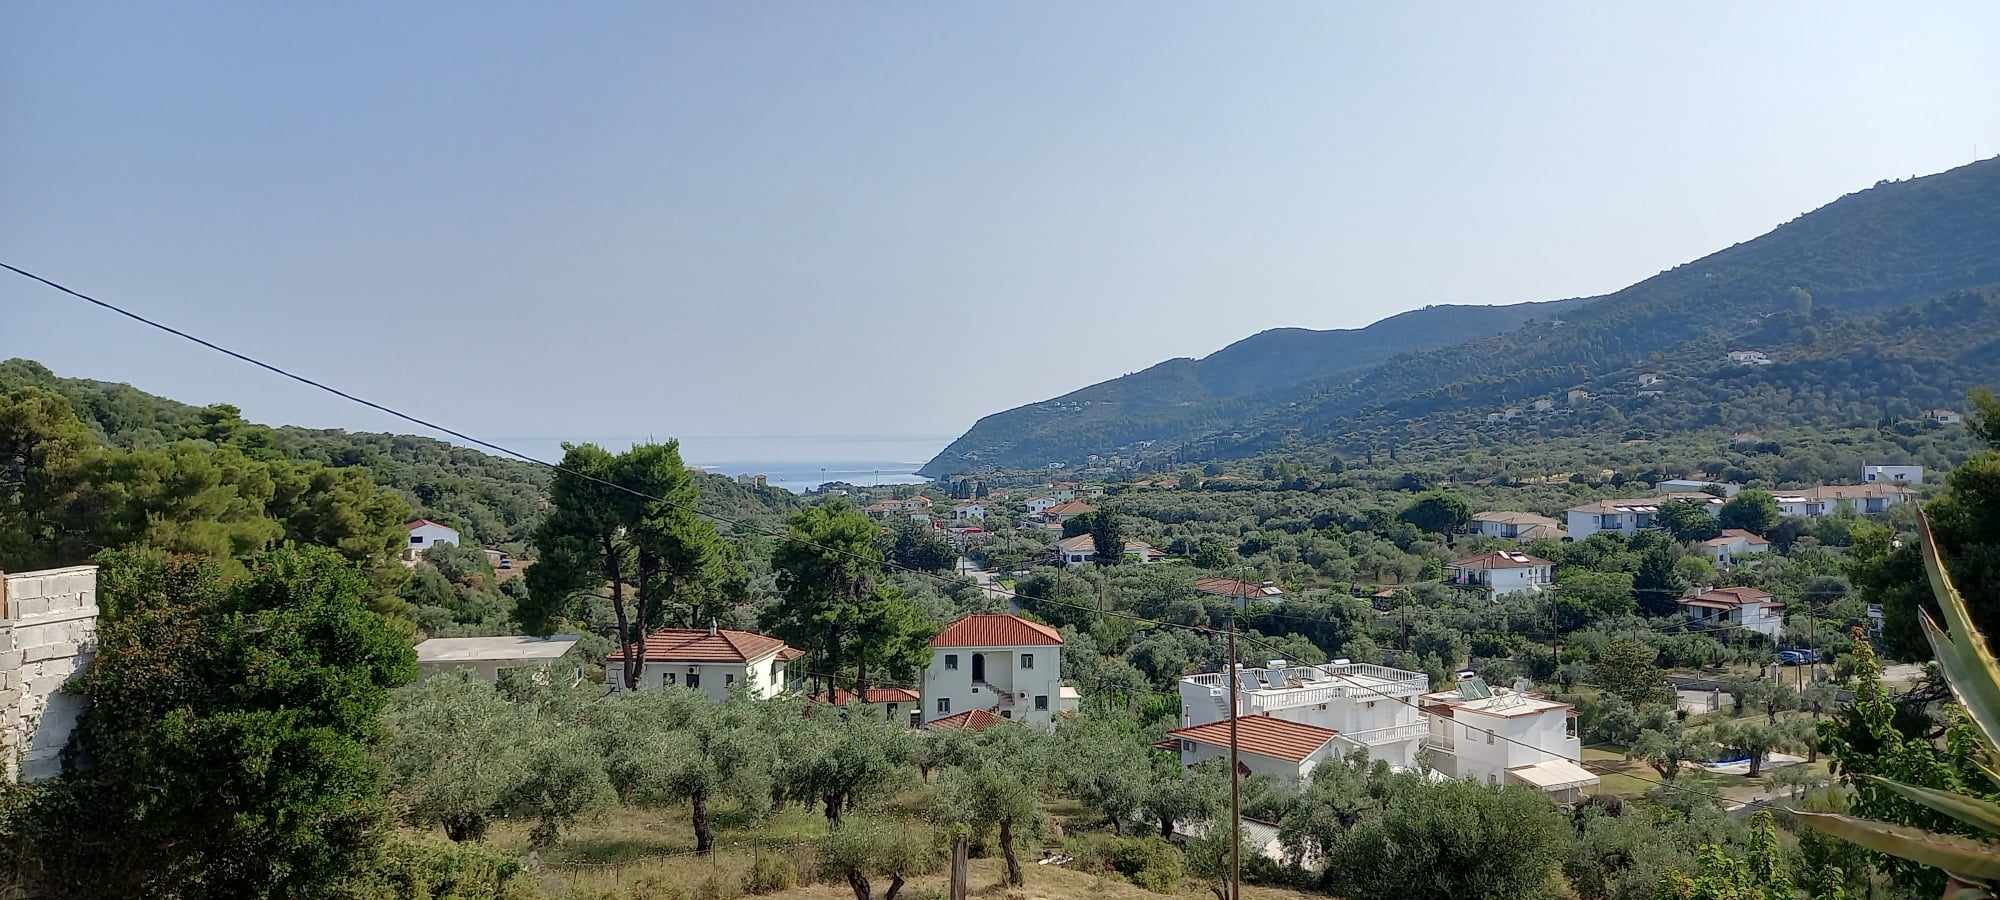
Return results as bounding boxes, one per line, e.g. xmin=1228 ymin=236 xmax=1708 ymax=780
xmin=924 ymin=156 xmax=2000 ymax=474
xmin=916 ymin=298 xmax=1589 ymax=476
xmin=0 ymin=359 xmax=799 ymax=546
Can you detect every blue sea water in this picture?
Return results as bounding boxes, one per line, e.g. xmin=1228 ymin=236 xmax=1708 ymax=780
xmin=483 ymin=434 xmax=948 ymax=494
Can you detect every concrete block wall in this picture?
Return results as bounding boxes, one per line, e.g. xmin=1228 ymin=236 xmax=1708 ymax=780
xmin=1 ymin=565 xmax=99 ymax=782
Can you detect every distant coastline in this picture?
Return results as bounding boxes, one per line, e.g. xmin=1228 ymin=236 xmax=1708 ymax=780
xmin=482 ymin=434 xmax=949 ymax=494
xmin=696 ymin=461 xmax=930 ymax=494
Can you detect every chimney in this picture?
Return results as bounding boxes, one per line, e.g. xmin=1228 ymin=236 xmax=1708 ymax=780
xmin=708 ymin=619 xmax=718 ymax=636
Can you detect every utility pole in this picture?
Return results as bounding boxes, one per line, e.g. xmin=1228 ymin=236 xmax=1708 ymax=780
xmin=1226 ymin=616 xmax=1241 ymax=900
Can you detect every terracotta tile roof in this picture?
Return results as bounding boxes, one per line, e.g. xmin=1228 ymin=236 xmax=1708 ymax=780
xmin=1044 ymin=500 xmax=1098 ymax=517
xmin=925 ymin=708 xmax=1005 ymax=732
xmin=1471 ymin=511 xmax=1558 ymax=526
xmin=404 ymin=518 xmax=452 ymax=530
xmin=607 ymin=627 xmax=798 ymax=662
xmin=1797 ymin=483 xmax=1914 ymax=500
xmin=932 ymin=614 xmax=1063 ymax=647
xmin=1702 ymin=529 xmax=1771 ymax=547
xmin=823 ymin=687 xmax=921 ymax=705
xmin=1678 ymin=586 xmax=1779 ymax=609
xmin=1450 ymin=551 xmax=1552 ymax=569
xmin=1194 ymin=577 xmax=1284 ymax=598
xmin=1056 ymin=534 xmax=1098 ymax=553
xmin=1165 ymin=715 xmax=1340 ymax=763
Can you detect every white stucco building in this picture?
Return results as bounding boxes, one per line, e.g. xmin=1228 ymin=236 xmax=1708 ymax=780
xmin=1861 ymin=465 xmax=1924 ymax=486
xmin=1677 ymin=586 xmax=1785 ymax=640
xmin=1565 ymin=494 xmax=1721 ymax=540
xmin=1772 ymin=483 xmax=1915 ymax=518
xmin=952 ymin=502 xmax=988 ymax=522
xmin=1700 ymin=529 xmax=1771 ymax=568
xmin=1447 ymin=551 xmax=1552 ymax=599
xmin=1469 ymin=511 xmax=1563 ymax=542
xmin=1161 ymin=715 xmax=1348 ymax=787
xmin=921 ymin=614 xmax=1066 ymax=728
xmin=605 ymin=624 xmax=801 ymax=701
xmin=1177 ymin=661 xmax=1431 ymax=771
xmin=1421 ymin=680 xmax=1594 ymax=802
xmin=404 ymin=519 xmax=461 ymax=559
xmin=416 ymin=634 xmax=580 ymax=683
xmin=1056 ymin=534 xmax=1097 ymax=566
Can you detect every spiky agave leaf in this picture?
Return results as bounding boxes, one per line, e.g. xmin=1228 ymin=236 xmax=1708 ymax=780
xmin=1865 ymin=774 xmax=2000 ymax=837
xmin=1794 ymin=811 xmax=2000 ymax=881
xmin=1916 ymin=509 xmax=2000 ymax=759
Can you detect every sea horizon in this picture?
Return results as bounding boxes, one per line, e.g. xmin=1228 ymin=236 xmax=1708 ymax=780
xmin=474 ymin=433 xmax=951 ymax=493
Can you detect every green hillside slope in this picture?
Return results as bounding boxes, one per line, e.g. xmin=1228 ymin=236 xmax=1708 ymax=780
xmin=925 ymin=156 xmax=2000 ymax=474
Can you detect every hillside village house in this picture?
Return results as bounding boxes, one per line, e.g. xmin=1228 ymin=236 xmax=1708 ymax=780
xmin=1042 ymin=499 xmax=1097 ymax=521
xmin=1176 ymin=660 xmax=1431 ymax=775
xmin=1924 ymin=409 xmax=1963 ymax=425
xmin=1565 ymin=494 xmax=1721 ymax=540
xmin=1728 ymin=350 xmax=1774 ymax=366
xmin=1700 ymin=529 xmax=1771 ymax=567
xmin=1161 ymin=715 xmax=1347 ymax=787
xmin=922 ymin=614 xmax=1067 ymax=728
xmin=1421 ymin=679 xmax=1595 ymax=802
xmin=1677 ymin=586 xmax=1785 ymax=639
xmin=1124 ymin=541 xmax=1166 ymax=564
xmin=1193 ymin=577 xmax=1284 ymax=609
xmin=1023 ymin=497 xmax=1059 ymax=515
xmin=606 ymin=624 xmax=802 ymax=701
xmin=1531 ymin=398 xmax=1555 ymax=412
xmin=404 ymin=519 xmax=460 ymax=560
xmin=1470 ymin=510 xmax=1563 ymax=541
xmin=1055 ymin=534 xmax=1098 ymax=565
xmin=415 ymin=635 xmax=579 ymax=683
xmin=1862 ymin=464 xmax=1924 ymax=486
xmin=818 ymin=687 xmax=922 ymax=727
xmin=864 ymin=499 xmax=905 ymax=519
xmin=1448 ymin=551 xmax=1552 ymax=599
xmin=1637 ymin=373 xmax=1663 ymax=387
xmin=1567 ymin=389 xmax=1591 ymax=404
xmin=1657 ymin=478 xmax=1740 ymax=496
xmin=952 ymin=502 xmax=987 ymax=522
xmin=1774 ymin=483 xmax=1914 ymax=517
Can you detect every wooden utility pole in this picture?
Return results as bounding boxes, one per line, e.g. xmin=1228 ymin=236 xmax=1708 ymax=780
xmin=1226 ymin=617 xmax=1241 ymax=900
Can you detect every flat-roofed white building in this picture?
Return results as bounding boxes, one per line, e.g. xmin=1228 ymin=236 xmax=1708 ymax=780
xmin=1861 ymin=465 xmax=1923 ymax=486
xmin=1421 ymin=679 xmax=1594 ymax=802
xmin=415 ymin=634 xmax=580 ymax=683
xmin=1178 ymin=661 xmax=1430 ymax=770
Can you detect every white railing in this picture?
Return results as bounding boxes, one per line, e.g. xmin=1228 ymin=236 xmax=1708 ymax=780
xmin=1333 ymin=722 xmax=1430 ymax=747
xmin=1184 ymin=664 xmax=1429 ymax=713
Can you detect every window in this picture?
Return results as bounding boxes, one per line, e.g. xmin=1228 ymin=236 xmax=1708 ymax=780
xmin=410 ymin=535 xmax=423 ymax=544
xmin=937 ymin=698 xmax=951 ymax=714
xmin=1035 ymin=695 xmax=1048 ymax=711
xmin=1001 ymin=710 xmax=1012 ymax=719
xmin=1021 ymin=653 xmax=1034 ymax=670
xmin=945 ymin=654 xmax=959 ymax=671
xmin=1365 ymin=701 xmax=1376 ymax=709
xmin=665 ymin=673 xmax=677 ymax=685
xmin=1565 ymin=715 xmax=1579 ymax=740
xmin=1182 ymin=740 xmax=1195 ymax=752
xmin=687 ymin=673 xmax=701 ymax=689
xmin=771 ymin=660 xmax=782 ymax=682
xmin=725 ymin=673 xmax=735 ymax=686
xmin=1485 ymin=729 xmax=1495 ymax=745
xmin=887 ymin=704 xmax=899 ymax=716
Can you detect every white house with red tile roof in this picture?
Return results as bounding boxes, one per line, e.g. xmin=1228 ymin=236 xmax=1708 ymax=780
xmin=1192 ymin=577 xmax=1284 ymax=609
xmin=1041 ymin=499 xmax=1098 ymax=521
xmin=403 ymin=519 xmax=460 ymax=559
xmin=924 ymin=708 xmax=1006 ymax=733
xmin=1677 ymin=586 xmax=1785 ymax=639
xmin=1161 ymin=715 xmax=1346 ymax=787
xmin=818 ymin=686 xmax=923 ymax=727
xmin=1178 ymin=661 xmax=1431 ymax=771
xmin=1700 ymin=529 xmax=1771 ymax=567
xmin=1447 ymin=551 xmax=1552 ymax=599
xmin=1055 ymin=534 xmax=1097 ymax=565
xmin=606 ymin=623 xmax=803 ymax=701
xmin=922 ymin=614 xmax=1066 ymax=728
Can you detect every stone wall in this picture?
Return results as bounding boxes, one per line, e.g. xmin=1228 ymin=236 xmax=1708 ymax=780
xmin=1 ymin=565 xmax=99 ymax=782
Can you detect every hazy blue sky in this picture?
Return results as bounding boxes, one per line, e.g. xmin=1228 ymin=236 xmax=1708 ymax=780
xmin=6 ymin=3 xmax=1998 ymax=462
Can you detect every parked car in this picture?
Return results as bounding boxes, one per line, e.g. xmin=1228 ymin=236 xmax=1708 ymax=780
xmin=1776 ymin=650 xmax=1810 ymax=666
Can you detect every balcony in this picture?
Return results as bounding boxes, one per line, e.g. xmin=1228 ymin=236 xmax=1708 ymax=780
xmin=1334 ymin=722 xmax=1430 ymax=747
xmin=1185 ymin=663 xmax=1429 ymax=714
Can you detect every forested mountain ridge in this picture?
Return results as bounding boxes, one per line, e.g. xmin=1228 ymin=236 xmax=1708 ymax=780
xmin=924 ymin=156 xmax=2000 ymax=475
xmin=915 ymin=298 xmax=1591 ymax=476
xmin=0 ymin=359 xmax=799 ymax=547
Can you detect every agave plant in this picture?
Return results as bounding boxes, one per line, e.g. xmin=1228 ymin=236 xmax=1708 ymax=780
xmin=1796 ymin=509 xmax=2000 ymax=896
